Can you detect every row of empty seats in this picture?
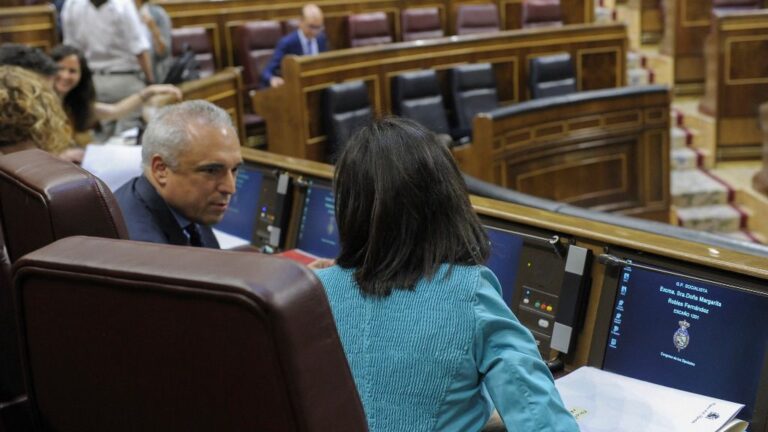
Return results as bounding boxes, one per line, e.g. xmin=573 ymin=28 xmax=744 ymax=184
xmin=171 ymin=1 xmax=566 ymax=90
xmin=323 ymin=55 xmax=576 ymax=160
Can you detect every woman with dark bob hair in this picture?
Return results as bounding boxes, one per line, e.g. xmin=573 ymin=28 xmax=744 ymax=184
xmin=315 ymin=117 xmax=578 ymax=431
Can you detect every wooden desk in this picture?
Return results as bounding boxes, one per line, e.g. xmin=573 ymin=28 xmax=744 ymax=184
xmin=241 ymin=146 xmax=768 ymax=371
xmin=752 ymin=102 xmax=768 ymax=194
xmin=155 ymin=68 xmax=246 ymax=143
xmin=0 ymin=5 xmax=57 ymax=51
xmin=157 ymin=0 xmax=592 ymax=68
xmin=660 ymin=0 xmax=713 ymax=94
xmin=698 ymin=10 xmax=768 ymax=160
xmin=465 ymin=86 xmax=670 ymax=220
xmin=252 ymin=23 xmax=628 ymax=162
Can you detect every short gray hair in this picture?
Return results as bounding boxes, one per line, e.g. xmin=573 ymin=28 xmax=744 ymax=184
xmin=141 ymin=100 xmax=235 ymax=169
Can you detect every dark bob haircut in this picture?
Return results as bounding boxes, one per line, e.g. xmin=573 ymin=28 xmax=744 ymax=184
xmin=51 ymin=45 xmax=96 ymax=132
xmin=334 ymin=116 xmax=490 ymax=297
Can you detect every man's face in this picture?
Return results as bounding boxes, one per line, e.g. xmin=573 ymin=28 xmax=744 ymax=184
xmin=153 ymin=121 xmax=243 ymax=226
xmin=300 ymin=12 xmax=324 ymax=39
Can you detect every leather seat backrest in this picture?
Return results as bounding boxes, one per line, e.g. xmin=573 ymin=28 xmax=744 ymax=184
xmin=348 ymin=12 xmax=393 ymax=48
xmin=282 ymin=18 xmax=300 ymax=35
xmin=0 ymin=216 xmax=19 ymax=401
xmin=13 ymin=236 xmax=368 ymax=431
xmin=171 ymin=27 xmax=216 ymax=78
xmin=391 ymin=69 xmax=450 ymax=135
xmin=323 ymin=80 xmax=373 ymax=162
xmin=235 ymin=21 xmax=283 ymax=91
xmin=0 ymin=149 xmax=127 ymax=263
xmin=449 ymin=63 xmax=499 ymax=139
xmin=455 ymin=4 xmax=500 ymax=36
xmin=528 ymin=53 xmax=576 ymax=99
xmin=0 ymin=149 xmax=127 ymax=403
xmin=522 ymin=0 xmax=563 ymax=28
xmin=401 ymin=7 xmax=444 ymax=42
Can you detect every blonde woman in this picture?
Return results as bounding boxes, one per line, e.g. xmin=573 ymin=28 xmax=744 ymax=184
xmin=0 ymin=65 xmax=74 ymax=157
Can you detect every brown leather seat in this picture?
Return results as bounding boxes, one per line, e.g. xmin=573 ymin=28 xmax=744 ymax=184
xmin=235 ymin=20 xmax=283 ymax=92
xmin=401 ymin=7 xmax=444 ymax=42
xmin=282 ymin=18 xmax=300 ymax=36
xmin=171 ymin=27 xmax=216 ymax=78
xmin=0 ymin=149 xmax=128 ymax=427
xmin=455 ymin=4 xmax=500 ymax=36
xmin=13 ymin=236 xmax=367 ymax=431
xmin=234 ymin=20 xmax=284 ymax=140
xmin=348 ymin=12 xmax=393 ymax=47
xmin=522 ymin=0 xmax=563 ymax=28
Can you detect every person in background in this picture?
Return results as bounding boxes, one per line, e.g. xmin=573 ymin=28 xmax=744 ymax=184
xmin=51 ymin=45 xmax=181 ymax=145
xmin=61 ymin=0 xmax=154 ymax=137
xmin=261 ymin=3 xmax=327 ymax=88
xmin=135 ymin=0 xmax=172 ymax=83
xmin=0 ymin=43 xmax=58 ymax=84
xmin=0 ymin=65 xmax=73 ymax=156
xmin=113 ymin=100 xmax=242 ymax=248
xmin=315 ymin=117 xmax=579 ymax=431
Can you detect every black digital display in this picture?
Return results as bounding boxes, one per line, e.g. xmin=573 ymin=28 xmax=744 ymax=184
xmin=601 ymin=263 xmax=768 ymax=423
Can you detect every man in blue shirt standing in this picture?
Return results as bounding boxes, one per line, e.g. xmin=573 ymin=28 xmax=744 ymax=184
xmin=261 ymin=4 xmax=327 ymax=88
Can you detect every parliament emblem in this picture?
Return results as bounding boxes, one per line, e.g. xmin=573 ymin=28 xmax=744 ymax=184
xmin=673 ymin=320 xmax=691 ymax=352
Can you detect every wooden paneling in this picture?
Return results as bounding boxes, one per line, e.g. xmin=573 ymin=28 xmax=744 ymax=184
xmin=640 ymin=0 xmax=664 ymax=43
xmin=0 ymin=5 xmax=57 ymax=51
xmin=753 ymin=102 xmax=768 ymax=195
xmin=157 ymin=0 xmax=590 ymax=67
xmin=620 ymin=0 xmax=663 ymax=47
xmin=155 ymin=68 xmax=246 ymax=143
xmin=699 ymin=10 xmax=768 ymax=160
xmin=659 ymin=0 xmax=712 ymax=93
xmin=252 ymin=23 xmax=628 ymax=162
xmin=467 ymin=87 xmax=671 ymax=219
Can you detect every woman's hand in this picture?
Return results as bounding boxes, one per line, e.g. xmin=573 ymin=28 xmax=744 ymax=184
xmin=141 ymin=84 xmax=182 ymax=103
xmin=308 ymin=258 xmax=335 ymax=270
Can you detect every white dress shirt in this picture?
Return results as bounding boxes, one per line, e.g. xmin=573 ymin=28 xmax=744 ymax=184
xmin=62 ymin=0 xmax=150 ymax=72
xmin=297 ymin=29 xmax=319 ymax=56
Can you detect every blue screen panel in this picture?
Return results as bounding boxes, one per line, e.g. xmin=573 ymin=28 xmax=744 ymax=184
xmin=296 ymin=182 xmax=340 ymax=258
xmin=214 ymin=165 xmax=264 ymax=241
xmin=484 ymin=226 xmax=524 ymax=304
xmin=603 ymin=265 xmax=768 ymax=422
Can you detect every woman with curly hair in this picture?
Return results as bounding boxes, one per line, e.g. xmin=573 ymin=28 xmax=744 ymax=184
xmin=50 ymin=44 xmax=181 ymax=141
xmin=0 ymin=65 xmax=73 ymax=156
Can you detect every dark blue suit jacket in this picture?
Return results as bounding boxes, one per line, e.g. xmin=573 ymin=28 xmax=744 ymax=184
xmin=260 ymin=30 xmax=328 ymax=87
xmin=114 ymin=175 xmax=220 ymax=248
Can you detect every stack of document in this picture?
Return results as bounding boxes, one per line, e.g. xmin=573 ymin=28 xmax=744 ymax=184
xmin=555 ymin=367 xmax=748 ymax=432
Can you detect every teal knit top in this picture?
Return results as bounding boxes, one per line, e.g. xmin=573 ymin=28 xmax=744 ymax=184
xmin=316 ymin=264 xmax=579 ymax=432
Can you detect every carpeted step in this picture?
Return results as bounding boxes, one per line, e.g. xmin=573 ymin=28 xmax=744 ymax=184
xmin=675 ymin=204 xmax=743 ymax=232
xmin=671 ymin=170 xmax=729 ymax=207
xmin=671 ymin=147 xmax=699 ymax=171
xmin=627 ymin=51 xmax=642 ymax=70
xmin=721 ymin=229 xmax=764 ymax=244
xmin=628 ymin=67 xmax=650 ymax=86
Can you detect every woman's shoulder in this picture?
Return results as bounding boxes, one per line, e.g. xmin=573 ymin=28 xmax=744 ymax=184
xmin=315 ymin=265 xmax=354 ymax=285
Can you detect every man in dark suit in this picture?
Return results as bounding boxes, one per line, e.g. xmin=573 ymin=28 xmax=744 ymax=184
xmin=261 ymin=4 xmax=327 ymax=88
xmin=114 ymin=100 xmax=243 ymax=248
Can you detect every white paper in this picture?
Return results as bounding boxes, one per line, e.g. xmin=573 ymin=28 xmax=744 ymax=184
xmin=81 ymin=144 xmax=143 ymax=191
xmin=212 ymin=228 xmax=251 ymax=250
xmin=555 ymin=367 xmax=747 ymax=432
